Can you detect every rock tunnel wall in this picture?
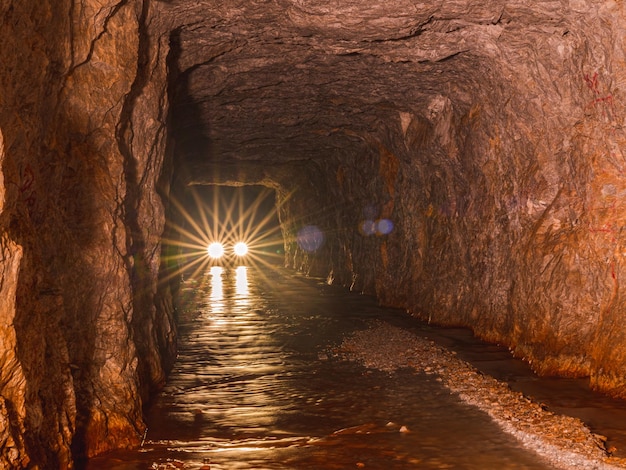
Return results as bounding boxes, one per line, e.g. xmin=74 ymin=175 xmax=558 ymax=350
xmin=0 ymin=0 xmax=175 ymax=467
xmin=2 ymin=0 xmax=626 ymax=467
xmin=167 ymin=0 xmax=626 ymax=408
xmin=281 ymin=3 xmax=626 ymax=399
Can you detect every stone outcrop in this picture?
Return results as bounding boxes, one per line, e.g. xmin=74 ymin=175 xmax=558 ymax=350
xmin=0 ymin=0 xmax=175 ymax=467
xmin=2 ymin=0 xmax=626 ymax=467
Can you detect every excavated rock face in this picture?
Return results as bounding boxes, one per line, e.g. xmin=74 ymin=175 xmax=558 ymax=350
xmin=168 ymin=0 xmax=626 ymax=394
xmin=2 ymin=0 xmax=626 ymax=466
xmin=0 ymin=0 xmax=175 ymax=466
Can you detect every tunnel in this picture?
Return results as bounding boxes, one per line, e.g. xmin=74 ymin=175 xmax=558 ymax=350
xmin=2 ymin=0 xmax=626 ymax=468
xmin=165 ymin=184 xmax=285 ymax=276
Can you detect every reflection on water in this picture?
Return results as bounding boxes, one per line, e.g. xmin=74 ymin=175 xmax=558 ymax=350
xmin=209 ymin=266 xmax=223 ymax=301
xmin=88 ymin=267 xmax=555 ymax=469
xmin=235 ymin=266 xmax=248 ymax=297
xmin=209 ymin=265 xmax=248 ymax=301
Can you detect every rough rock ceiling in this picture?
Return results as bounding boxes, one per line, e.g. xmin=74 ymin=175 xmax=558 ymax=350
xmin=160 ymin=0 xmax=569 ymax=163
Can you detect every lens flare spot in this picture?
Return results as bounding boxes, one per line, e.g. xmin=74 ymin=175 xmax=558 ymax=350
xmin=377 ymin=219 xmax=394 ymax=235
xmin=360 ymin=220 xmax=377 ymax=235
xmin=234 ymin=241 xmax=249 ymax=256
xmin=208 ymin=242 xmax=225 ymax=259
xmin=297 ymin=225 xmax=325 ymax=252
xmin=363 ymin=204 xmax=379 ymax=220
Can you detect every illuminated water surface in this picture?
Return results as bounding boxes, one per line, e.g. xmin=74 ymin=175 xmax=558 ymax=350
xmin=89 ymin=266 xmax=562 ymax=469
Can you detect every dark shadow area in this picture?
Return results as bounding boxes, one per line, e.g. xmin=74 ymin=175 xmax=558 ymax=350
xmin=167 ymin=28 xmax=213 ymax=169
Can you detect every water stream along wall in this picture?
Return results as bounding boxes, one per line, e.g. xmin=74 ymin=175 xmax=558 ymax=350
xmin=88 ymin=266 xmax=626 ymax=469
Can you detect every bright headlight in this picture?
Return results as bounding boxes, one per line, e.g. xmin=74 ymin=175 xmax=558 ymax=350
xmin=233 ymin=241 xmax=248 ymax=256
xmin=207 ymin=242 xmax=225 ymax=259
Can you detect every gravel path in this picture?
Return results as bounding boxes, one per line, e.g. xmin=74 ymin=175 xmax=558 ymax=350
xmin=332 ymin=320 xmax=626 ymax=470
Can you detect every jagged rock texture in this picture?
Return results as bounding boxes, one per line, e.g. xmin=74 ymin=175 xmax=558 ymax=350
xmin=0 ymin=0 xmax=175 ymax=467
xmin=2 ymin=0 xmax=626 ymax=467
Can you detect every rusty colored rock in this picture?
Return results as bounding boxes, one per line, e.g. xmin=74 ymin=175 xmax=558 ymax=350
xmin=0 ymin=0 xmax=174 ymax=466
xmin=167 ymin=0 xmax=626 ymax=399
xmin=3 ymin=0 xmax=626 ymax=466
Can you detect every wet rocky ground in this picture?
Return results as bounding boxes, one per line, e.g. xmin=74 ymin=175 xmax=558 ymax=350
xmin=332 ymin=320 xmax=626 ymax=470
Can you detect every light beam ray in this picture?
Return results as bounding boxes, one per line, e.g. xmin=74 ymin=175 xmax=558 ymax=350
xmin=160 ymin=185 xmax=286 ymax=287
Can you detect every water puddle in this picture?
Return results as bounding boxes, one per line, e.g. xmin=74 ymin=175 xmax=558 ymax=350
xmin=87 ymin=266 xmax=626 ymax=469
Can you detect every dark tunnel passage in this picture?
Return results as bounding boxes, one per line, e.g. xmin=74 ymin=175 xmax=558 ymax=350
xmin=4 ymin=0 xmax=626 ymax=468
xmin=164 ymin=184 xmax=285 ymax=279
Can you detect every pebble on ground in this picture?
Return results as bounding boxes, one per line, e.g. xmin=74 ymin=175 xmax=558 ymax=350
xmin=332 ymin=320 xmax=626 ymax=470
